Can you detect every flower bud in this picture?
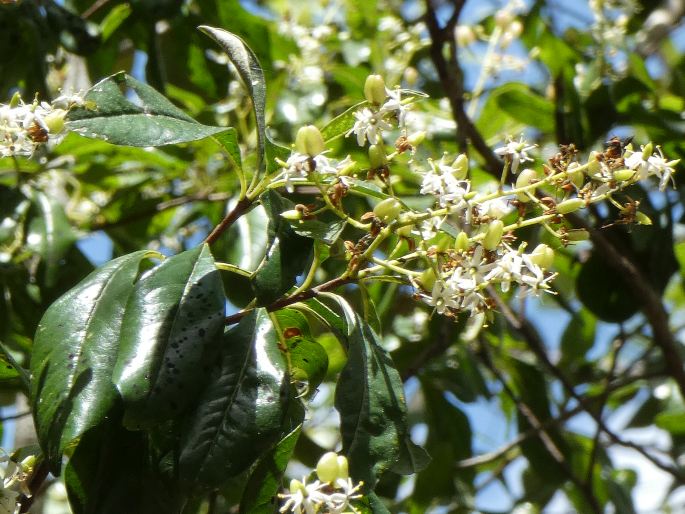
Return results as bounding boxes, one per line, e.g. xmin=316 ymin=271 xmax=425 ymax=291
xmin=289 ymin=479 xmax=305 ymax=494
xmin=529 ymin=244 xmax=554 ymax=269
xmin=495 ymin=10 xmax=515 ymax=28
xmin=373 ymin=198 xmax=402 ymax=222
xmin=404 ymin=66 xmax=419 ymax=86
xmin=483 ymin=220 xmax=504 ymax=250
xmin=635 ymin=211 xmax=652 ymax=225
xmin=556 ymin=198 xmax=585 ymax=215
xmin=44 ymin=109 xmax=66 ymax=134
xmin=281 ymin=209 xmax=303 ymax=221
xmin=515 ymin=168 xmax=538 ymax=202
xmin=368 ymin=144 xmax=388 ymax=169
xmin=452 ymin=154 xmax=469 ymax=180
xmin=642 ymin=142 xmax=653 ymax=161
xmin=9 ymin=92 xmax=21 ymax=109
xmin=317 ymin=452 xmax=344 ymax=483
xmin=397 ymin=223 xmax=413 ymax=237
xmin=566 ymin=162 xmax=584 ymax=189
xmin=295 ymin=125 xmax=325 ymax=156
xmin=566 ymin=229 xmax=590 ymax=241
xmin=454 ymin=25 xmax=476 ymax=47
xmin=587 ymin=151 xmax=602 ymax=176
xmin=613 ymin=169 xmax=636 ymax=182
xmin=419 ymin=268 xmax=436 ymax=291
xmin=454 ymin=231 xmax=470 ymax=252
xmin=407 ymin=131 xmax=426 ymax=146
xmin=364 ymin=74 xmax=387 ymax=105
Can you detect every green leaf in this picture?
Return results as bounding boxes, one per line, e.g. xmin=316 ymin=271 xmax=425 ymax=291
xmin=655 ymin=411 xmax=685 ymax=435
xmin=113 ymin=244 xmax=226 ymax=428
xmin=335 ymin=310 xmax=419 ymax=487
xmin=199 ymin=26 xmax=267 ymax=172
xmin=212 ymin=127 xmax=242 ymax=170
xmin=265 ymin=134 xmax=291 ymax=175
xmin=66 ymin=72 xmax=234 ymax=147
xmin=30 ymin=251 xmax=149 ymax=473
xmin=576 ymin=252 xmax=640 ymax=322
xmin=346 ymin=177 xmax=391 ymax=201
xmin=26 ymin=190 xmax=78 ymax=288
xmin=179 ymin=309 xmax=289 ymax=486
xmin=99 ymin=3 xmax=131 ymax=41
xmin=287 ymin=218 xmax=346 ymax=245
xmin=560 ymin=309 xmax=596 ymax=367
xmin=240 ymin=424 xmax=302 ymax=514
xmin=495 ymin=83 xmax=555 ymax=133
xmin=251 ymin=190 xmax=314 ymax=305
xmin=321 ymin=101 xmax=366 ymax=142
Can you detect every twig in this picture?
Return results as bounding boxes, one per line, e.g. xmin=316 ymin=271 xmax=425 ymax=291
xmin=204 ymin=197 xmax=254 ymax=245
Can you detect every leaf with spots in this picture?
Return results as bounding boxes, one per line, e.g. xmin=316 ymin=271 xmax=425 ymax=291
xmin=30 ymin=251 xmax=150 ymax=473
xmin=178 ymin=309 xmax=289 ymax=487
xmin=113 ymin=244 xmax=226 ymax=429
xmin=334 ymin=310 xmax=422 ymax=488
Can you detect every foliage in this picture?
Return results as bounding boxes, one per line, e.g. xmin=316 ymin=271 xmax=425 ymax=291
xmin=1 ymin=0 xmax=685 ymax=513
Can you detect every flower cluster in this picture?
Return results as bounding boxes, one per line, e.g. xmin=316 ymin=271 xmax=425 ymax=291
xmin=279 ymin=452 xmax=363 ymax=514
xmin=0 ymin=92 xmax=79 ymax=158
xmin=623 ymin=143 xmax=678 ymax=191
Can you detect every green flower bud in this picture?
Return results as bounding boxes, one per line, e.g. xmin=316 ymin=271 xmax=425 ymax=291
xmin=316 ymin=452 xmax=342 ymax=483
xmin=641 ymin=142 xmax=653 ymax=161
xmin=44 ymin=109 xmax=66 ymax=134
xmin=419 ymin=268 xmax=436 ymax=291
xmin=635 ymin=211 xmax=652 ymax=225
xmin=281 ymin=209 xmax=303 ymax=221
xmin=289 ymin=479 xmax=305 ymax=494
xmin=613 ymin=169 xmax=636 ymax=182
xmin=364 ymin=74 xmax=387 ymax=105
xmin=9 ymin=92 xmax=21 ymax=108
xmin=483 ymin=220 xmax=504 ymax=250
xmin=407 ymin=131 xmax=426 ymax=146
xmin=373 ymin=198 xmax=402 ymax=222
xmin=529 ymin=244 xmax=554 ymax=269
xmin=336 ymin=455 xmax=349 ymax=480
xmin=566 ymin=162 xmax=584 ymax=189
xmin=454 ymin=231 xmax=470 ymax=252
xmin=397 ymin=223 xmax=413 ymax=237
xmin=566 ymin=229 xmax=590 ymax=242
xmin=515 ymin=168 xmax=538 ymax=202
xmin=368 ymin=144 xmax=388 ymax=169
xmin=295 ymin=125 xmax=325 ymax=156
xmin=452 ymin=153 xmax=469 ymax=180
xmin=587 ymin=151 xmax=601 ymax=176
xmin=556 ymin=198 xmax=585 ymax=215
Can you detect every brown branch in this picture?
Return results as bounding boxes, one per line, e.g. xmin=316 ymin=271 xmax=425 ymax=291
xmin=424 ymin=0 xmax=503 ymax=176
xmin=224 ymin=275 xmax=354 ymax=325
xmin=204 ymin=196 xmax=254 ymax=245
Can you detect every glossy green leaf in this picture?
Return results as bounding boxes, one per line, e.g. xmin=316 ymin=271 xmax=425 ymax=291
xmin=287 ymin=218 xmax=346 ymax=245
xmin=199 ymin=26 xmax=266 ymax=172
xmin=495 ymin=83 xmax=555 ymax=133
xmin=113 ymin=244 xmax=225 ymax=428
xmin=251 ymin=190 xmax=314 ymax=305
xmin=30 ymin=250 xmax=149 ymax=472
xmin=66 ymin=72 xmax=234 ymax=147
xmin=335 ymin=310 xmax=420 ymax=487
xmin=321 ymin=101 xmax=366 ymax=142
xmin=179 ymin=309 xmax=289 ymax=486
xmin=240 ymin=424 xmax=302 ymax=514
xmin=212 ymin=127 xmax=242 ymax=170
xmin=265 ymin=134 xmax=291 ymax=175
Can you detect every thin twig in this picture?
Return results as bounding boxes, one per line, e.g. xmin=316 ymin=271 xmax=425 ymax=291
xmin=205 ymin=196 xmax=254 ymax=245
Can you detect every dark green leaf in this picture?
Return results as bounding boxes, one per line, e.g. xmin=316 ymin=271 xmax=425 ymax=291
xmin=113 ymin=244 xmax=226 ymax=428
xmin=251 ymin=190 xmax=314 ymax=305
xmin=30 ymin=251 xmax=149 ymax=473
xmin=265 ymin=134 xmax=291 ymax=175
xmin=179 ymin=309 xmax=289 ymax=486
xmin=212 ymin=127 xmax=242 ymax=170
xmin=560 ymin=309 xmax=596 ymax=367
xmin=199 ymin=26 xmax=266 ymax=172
xmin=240 ymin=424 xmax=302 ymax=514
xmin=66 ymin=72 xmax=234 ymax=146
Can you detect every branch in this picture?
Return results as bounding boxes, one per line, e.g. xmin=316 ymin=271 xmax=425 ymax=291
xmin=204 ymin=196 xmax=254 ymax=245
xmin=424 ymin=0 xmax=503 ymax=176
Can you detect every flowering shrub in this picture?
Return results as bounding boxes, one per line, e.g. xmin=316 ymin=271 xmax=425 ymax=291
xmin=1 ymin=1 xmax=685 ymax=513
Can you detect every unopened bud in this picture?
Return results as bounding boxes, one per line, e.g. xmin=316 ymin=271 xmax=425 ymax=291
xmin=529 ymin=244 xmax=554 ymax=269
xmin=407 ymin=131 xmax=426 ymax=146
xmin=368 ymin=144 xmax=388 ymax=169
xmin=455 ymin=25 xmax=476 ymax=46
xmin=641 ymin=142 xmax=653 ymax=161
xmin=452 ymin=154 xmax=469 ymax=180
xmin=566 ymin=229 xmax=590 ymax=242
xmin=373 ymin=198 xmax=402 ymax=222
xmin=364 ymin=74 xmax=387 ymax=105
xmin=295 ymin=125 xmax=325 ymax=156
xmin=635 ymin=211 xmax=652 ymax=225
xmin=587 ymin=151 xmax=602 ymax=176
xmin=556 ymin=198 xmax=585 ymax=215
xmin=44 ymin=109 xmax=66 ymax=134
xmin=9 ymin=92 xmax=21 ymax=109
xmin=455 ymin=231 xmax=470 ymax=252
xmin=495 ymin=10 xmax=515 ymax=28
xmin=566 ymin=162 xmax=584 ymax=189
xmin=317 ymin=452 xmax=345 ymax=483
xmin=290 ymin=479 xmax=305 ymax=494
xmin=419 ymin=268 xmax=436 ymax=291
xmin=404 ymin=66 xmax=419 ymax=86
xmin=613 ymin=169 xmax=636 ymax=182
xmin=515 ymin=168 xmax=538 ymax=202
xmin=281 ymin=209 xmax=303 ymax=221
xmin=397 ymin=223 xmax=413 ymax=237
xmin=483 ymin=220 xmax=504 ymax=250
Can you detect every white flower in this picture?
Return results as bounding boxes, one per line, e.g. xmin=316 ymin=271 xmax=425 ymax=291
xmin=279 ymin=478 xmax=327 ymax=514
xmin=624 ymin=145 xmax=679 ymax=191
xmin=346 ymin=107 xmax=392 ymax=146
xmin=484 ymin=247 xmax=555 ymax=295
xmin=420 ymin=157 xmax=471 ymax=208
xmin=427 ymin=278 xmax=460 ymax=314
xmin=476 ymin=197 xmax=514 ymax=219
xmin=379 ymin=87 xmax=408 ymax=127
xmin=494 ymin=136 xmax=536 ymax=174
xmin=279 ymin=152 xmax=351 ymax=192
